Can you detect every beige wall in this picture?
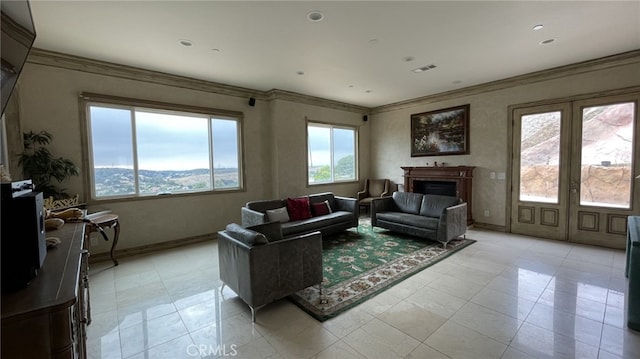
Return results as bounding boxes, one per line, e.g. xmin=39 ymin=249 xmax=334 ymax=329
xmin=8 ymin=51 xmax=639 ymax=255
xmin=9 ymin=62 xmax=368 ymax=254
xmin=370 ymin=61 xmax=640 ymax=229
xmin=270 ymin=99 xmax=368 ymax=199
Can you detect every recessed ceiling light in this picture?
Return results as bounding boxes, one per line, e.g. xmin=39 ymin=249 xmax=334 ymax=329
xmin=178 ymin=39 xmax=193 ymax=47
xmin=452 ymin=80 xmax=462 ymax=84
xmin=307 ymin=10 xmax=324 ymax=22
xmin=368 ymin=38 xmax=379 ymax=45
xmin=402 ymin=56 xmax=415 ymax=62
xmin=348 ymin=84 xmax=354 ymax=88
xmin=365 ymin=89 xmax=372 ymax=93
xmin=296 ymin=71 xmax=305 ymax=75
xmin=539 ymin=38 xmax=556 ymax=45
xmin=532 ymin=24 xmax=544 ymax=31
xmin=211 ymin=48 xmax=221 ymax=53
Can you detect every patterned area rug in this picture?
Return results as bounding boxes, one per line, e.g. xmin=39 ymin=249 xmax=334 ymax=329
xmin=289 ymin=218 xmax=475 ymax=321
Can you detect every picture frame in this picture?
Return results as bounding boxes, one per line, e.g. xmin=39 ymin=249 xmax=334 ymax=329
xmin=411 ymin=104 xmax=470 ymax=157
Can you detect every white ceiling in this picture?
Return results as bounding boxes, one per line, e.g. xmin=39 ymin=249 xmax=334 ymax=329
xmin=29 ymin=1 xmax=640 ymax=108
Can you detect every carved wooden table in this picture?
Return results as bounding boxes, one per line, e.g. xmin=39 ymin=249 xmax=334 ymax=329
xmin=86 ymin=213 xmax=120 ymax=266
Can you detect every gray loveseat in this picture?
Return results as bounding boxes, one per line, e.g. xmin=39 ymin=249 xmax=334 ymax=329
xmin=241 ymin=192 xmax=359 ymax=238
xmin=371 ymin=192 xmax=467 ymax=247
xmin=218 ymin=222 xmax=323 ymax=322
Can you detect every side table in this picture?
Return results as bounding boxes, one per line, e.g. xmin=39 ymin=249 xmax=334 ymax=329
xmin=86 ymin=213 xmax=120 ymax=266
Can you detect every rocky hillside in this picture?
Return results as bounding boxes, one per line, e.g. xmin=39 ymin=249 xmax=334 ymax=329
xmin=521 ymin=103 xmax=633 ymax=166
xmin=519 ymin=103 xmax=634 ymax=207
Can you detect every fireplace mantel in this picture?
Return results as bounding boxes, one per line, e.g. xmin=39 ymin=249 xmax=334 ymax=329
xmin=402 ymin=166 xmax=475 ymax=224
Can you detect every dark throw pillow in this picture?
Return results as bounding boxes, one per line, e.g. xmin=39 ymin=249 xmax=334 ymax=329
xmin=311 ymin=200 xmax=332 ymax=216
xmin=286 ymin=196 xmax=312 ymax=221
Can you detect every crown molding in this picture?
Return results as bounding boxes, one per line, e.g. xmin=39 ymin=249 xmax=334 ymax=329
xmin=371 ymin=49 xmax=640 ymax=114
xmin=267 ymin=89 xmax=369 ymax=114
xmin=26 ymin=48 xmax=369 ymax=113
xmin=27 ymin=48 xmax=269 ymax=100
xmin=25 ymin=48 xmax=640 ymax=115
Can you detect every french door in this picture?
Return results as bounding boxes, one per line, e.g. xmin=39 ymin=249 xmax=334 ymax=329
xmin=511 ymin=93 xmax=640 ymax=249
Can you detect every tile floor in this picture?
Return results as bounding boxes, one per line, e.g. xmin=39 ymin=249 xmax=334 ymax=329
xmin=87 ymin=228 xmax=640 ymax=359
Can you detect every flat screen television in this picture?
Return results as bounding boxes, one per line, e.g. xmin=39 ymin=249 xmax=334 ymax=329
xmin=1 ymin=0 xmax=36 ymax=116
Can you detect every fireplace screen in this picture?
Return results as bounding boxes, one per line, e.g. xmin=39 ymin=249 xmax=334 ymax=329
xmin=414 ymin=180 xmax=457 ymax=197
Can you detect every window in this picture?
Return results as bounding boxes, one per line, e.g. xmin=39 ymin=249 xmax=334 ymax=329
xmin=307 ymin=122 xmax=357 ymax=184
xmin=84 ymin=95 xmax=242 ymax=199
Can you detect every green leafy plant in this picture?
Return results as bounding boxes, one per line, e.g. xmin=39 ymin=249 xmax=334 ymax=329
xmin=18 ymin=131 xmax=79 ymax=199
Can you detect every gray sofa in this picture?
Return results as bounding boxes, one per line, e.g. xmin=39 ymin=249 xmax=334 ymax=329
xmin=241 ymin=192 xmax=359 ymax=238
xmin=218 ymin=222 xmax=323 ymax=322
xmin=371 ymin=192 xmax=467 ymax=247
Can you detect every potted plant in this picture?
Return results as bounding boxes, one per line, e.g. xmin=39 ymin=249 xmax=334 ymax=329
xmin=18 ymin=131 xmax=79 ymax=199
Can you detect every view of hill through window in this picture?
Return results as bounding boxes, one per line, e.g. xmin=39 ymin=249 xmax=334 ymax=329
xmin=93 ymin=168 xmax=239 ymax=197
xmin=308 ymin=124 xmax=356 ymax=184
xmin=88 ymin=104 xmax=241 ymax=198
xmin=519 ymin=102 xmax=635 ymax=208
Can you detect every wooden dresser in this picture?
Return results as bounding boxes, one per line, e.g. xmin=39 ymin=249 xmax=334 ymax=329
xmin=1 ymin=221 xmax=89 ymax=359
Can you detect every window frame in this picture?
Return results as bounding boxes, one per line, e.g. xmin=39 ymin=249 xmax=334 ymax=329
xmin=80 ymin=93 xmax=245 ymax=203
xmin=306 ymin=120 xmax=359 ymax=186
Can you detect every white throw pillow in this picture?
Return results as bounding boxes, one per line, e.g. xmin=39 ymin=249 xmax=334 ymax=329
xmin=266 ymin=206 xmax=290 ymax=223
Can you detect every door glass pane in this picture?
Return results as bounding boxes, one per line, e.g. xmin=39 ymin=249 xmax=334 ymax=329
xmin=580 ymin=102 xmax=635 ymax=208
xmin=519 ymin=111 xmax=561 ymax=203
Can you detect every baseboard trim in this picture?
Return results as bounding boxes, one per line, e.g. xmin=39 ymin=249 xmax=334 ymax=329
xmin=471 ymin=222 xmax=507 ymax=232
xmin=89 ymin=233 xmax=217 ymax=264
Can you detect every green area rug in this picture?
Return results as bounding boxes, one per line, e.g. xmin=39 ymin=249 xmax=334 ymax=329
xmin=289 ymin=218 xmax=475 ymax=321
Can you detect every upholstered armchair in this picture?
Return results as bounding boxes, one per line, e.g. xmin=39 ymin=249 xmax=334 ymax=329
xmin=357 ymin=179 xmax=391 ymax=213
xmin=217 ymin=222 xmax=323 ymax=322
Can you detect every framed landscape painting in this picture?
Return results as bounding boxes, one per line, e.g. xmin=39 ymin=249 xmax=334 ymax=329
xmin=411 ymin=104 xmax=470 ymax=157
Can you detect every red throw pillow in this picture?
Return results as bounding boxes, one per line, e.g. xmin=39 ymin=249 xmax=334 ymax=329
xmin=311 ymin=200 xmax=332 ymax=216
xmin=286 ymin=197 xmax=312 ymax=221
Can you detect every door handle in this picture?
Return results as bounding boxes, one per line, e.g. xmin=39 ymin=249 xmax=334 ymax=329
xmin=570 ymin=181 xmax=578 ymax=193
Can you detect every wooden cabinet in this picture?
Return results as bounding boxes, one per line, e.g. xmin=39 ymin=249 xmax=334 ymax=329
xmin=1 ymin=222 xmax=89 ymax=359
xmin=402 ymin=166 xmax=475 ymax=225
